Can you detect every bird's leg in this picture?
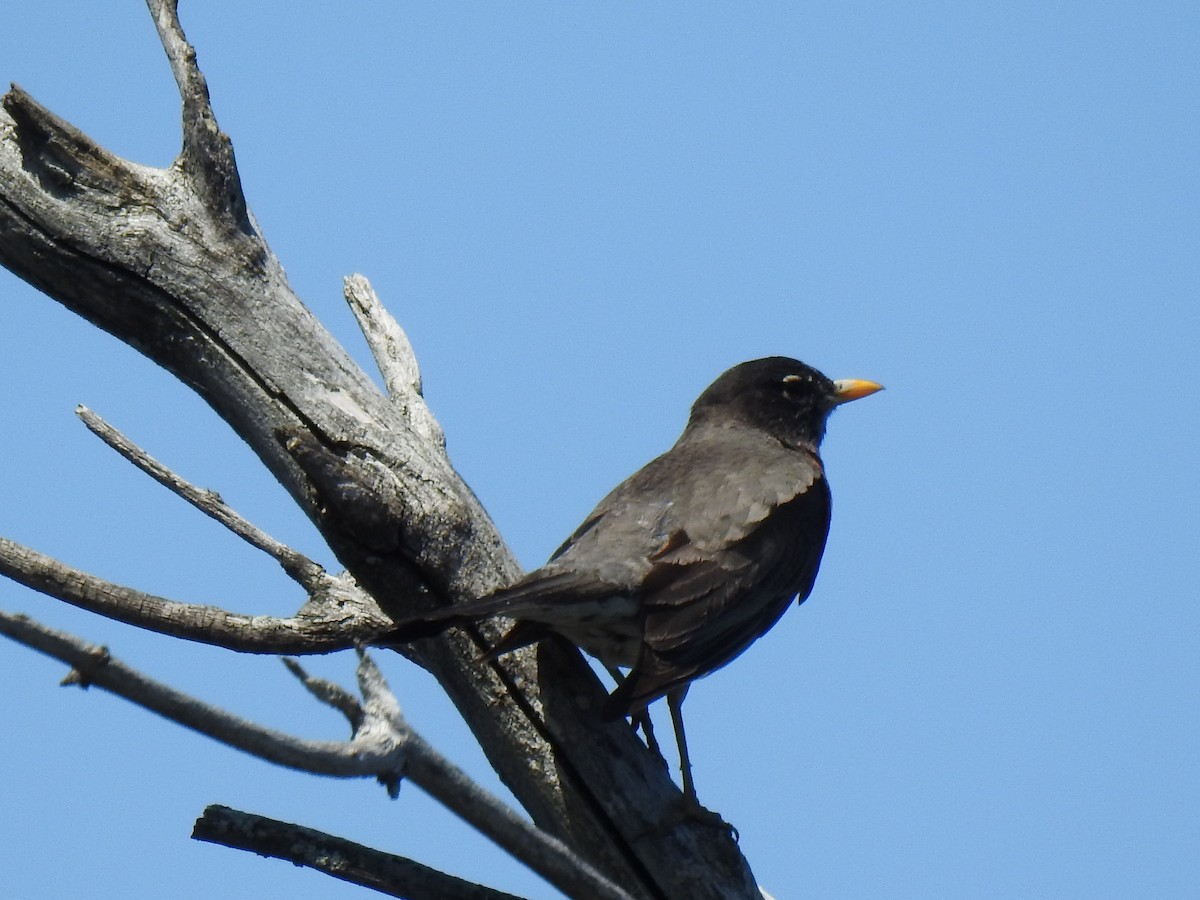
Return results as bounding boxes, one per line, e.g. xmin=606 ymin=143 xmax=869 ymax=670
xmin=666 ymin=685 xmax=696 ymax=804
xmin=664 ymin=687 xmax=735 ymax=836
xmin=634 ymin=708 xmax=666 ymax=763
xmin=604 ymin=664 xmax=668 ymax=765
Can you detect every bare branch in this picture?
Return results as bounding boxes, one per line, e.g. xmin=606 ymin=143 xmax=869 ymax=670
xmin=344 ymin=273 xmax=423 ymax=396
xmin=0 ymin=609 xmax=406 ymax=781
xmin=1 ymin=612 xmax=637 ymax=900
xmin=145 ymin=0 xmax=249 ymax=231
xmin=350 ymin=650 xmax=638 ymax=900
xmin=282 ymin=656 xmax=365 ymax=731
xmin=400 ymin=727 xmax=636 ymax=900
xmin=76 ymin=404 xmax=327 ymax=590
xmin=344 ymin=274 xmax=445 ymax=448
xmin=193 ymin=805 xmax=528 ymax=900
xmin=0 ymin=537 xmax=390 ymax=654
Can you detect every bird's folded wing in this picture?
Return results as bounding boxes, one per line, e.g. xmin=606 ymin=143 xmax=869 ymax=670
xmin=547 ymin=434 xmax=824 ymax=572
xmin=610 ymin=485 xmax=831 ymax=711
xmin=672 ymin=445 xmax=824 ymax=552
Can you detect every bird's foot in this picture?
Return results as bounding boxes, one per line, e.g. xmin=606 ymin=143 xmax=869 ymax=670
xmin=654 ymin=792 xmax=739 ymax=842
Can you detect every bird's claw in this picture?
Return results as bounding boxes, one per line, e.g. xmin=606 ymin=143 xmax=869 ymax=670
xmin=645 ymin=791 xmax=739 ymax=842
xmin=681 ymin=795 xmax=739 ymax=840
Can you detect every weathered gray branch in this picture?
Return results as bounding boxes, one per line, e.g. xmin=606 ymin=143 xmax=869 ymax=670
xmin=0 ymin=1 xmax=761 ymax=896
xmin=146 ymin=0 xmax=248 ymax=232
xmin=0 ymin=609 xmax=406 ymax=778
xmin=283 ymin=656 xmax=367 ymax=729
xmin=0 ymin=535 xmax=387 ymax=653
xmin=344 ymin=273 xmax=444 ymax=448
xmin=76 ymin=404 xmax=327 ymax=589
xmin=193 ymin=805 xmax=528 ymax=900
xmin=0 ymin=611 xmax=635 ymax=900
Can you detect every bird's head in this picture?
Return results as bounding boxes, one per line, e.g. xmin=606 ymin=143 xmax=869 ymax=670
xmin=688 ymin=356 xmax=883 ymax=449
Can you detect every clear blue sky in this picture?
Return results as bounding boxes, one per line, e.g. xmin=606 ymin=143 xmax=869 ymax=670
xmin=2 ymin=3 xmax=1197 ymax=898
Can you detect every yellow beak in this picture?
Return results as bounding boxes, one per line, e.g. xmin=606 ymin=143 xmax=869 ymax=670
xmin=832 ymin=378 xmax=885 ymax=404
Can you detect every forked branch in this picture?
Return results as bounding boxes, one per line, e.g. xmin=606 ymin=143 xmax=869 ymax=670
xmin=0 ymin=610 xmax=406 ymax=778
xmin=0 ymin=610 xmax=634 ymax=900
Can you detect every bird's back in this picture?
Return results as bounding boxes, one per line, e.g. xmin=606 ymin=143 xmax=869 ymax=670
xmin=548 ymin=422 xmax=826 ymax=580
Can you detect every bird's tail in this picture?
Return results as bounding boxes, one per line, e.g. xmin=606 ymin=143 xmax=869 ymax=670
xmin=374 ymin=611 xmax=470 ymax=646
xmin=372 ymin=571 xmax=588 ymax=648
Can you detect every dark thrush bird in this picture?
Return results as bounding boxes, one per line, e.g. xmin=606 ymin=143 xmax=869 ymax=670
xmin=383 ymin=356 xmax=881 ymax=800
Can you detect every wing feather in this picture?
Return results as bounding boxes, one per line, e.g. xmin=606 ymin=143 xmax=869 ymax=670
xmin=611 ymin=478 xmax=831 ymax=712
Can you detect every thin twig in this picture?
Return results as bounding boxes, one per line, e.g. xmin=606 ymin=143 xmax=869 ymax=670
xmin=344 ymin=274 xmax=423 ymax=398
xmin=0 ymin=536 xmax=390 ymax=654
xmin=76 ymin=404 xmax=326 ymax=590
xmin=0 ymin=610 xmax=406 ymax=780
xmin=343 ymin=274 xmax=445 ymax=447
xmin=282 ymin=657 xmax=364 ymax=731
xmin=193 ymin=805 xmax=528 ymax=900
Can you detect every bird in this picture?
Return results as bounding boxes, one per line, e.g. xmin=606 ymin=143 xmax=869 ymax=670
xmin=381 ymin=356 xmax=882 ymax=802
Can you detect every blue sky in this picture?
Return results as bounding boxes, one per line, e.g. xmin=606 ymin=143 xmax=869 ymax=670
xmin=1 ymin=2 xmax=1197 ymax=898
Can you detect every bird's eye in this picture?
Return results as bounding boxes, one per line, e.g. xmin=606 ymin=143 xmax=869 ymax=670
xmin=780 ymin=373 xmax=808 ymax=401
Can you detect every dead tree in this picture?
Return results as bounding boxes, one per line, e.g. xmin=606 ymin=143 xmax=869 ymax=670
xmin=0 ymin=3 xmax=763 ymax=898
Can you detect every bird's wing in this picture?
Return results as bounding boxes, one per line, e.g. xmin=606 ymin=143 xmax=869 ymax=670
xmin=669 ymin=434 xmax=824 ymax=552
xmin=550 ymin=429 xmax=822 ymax=571
xmin=606 ymin=477 xmax=832 ymax=713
